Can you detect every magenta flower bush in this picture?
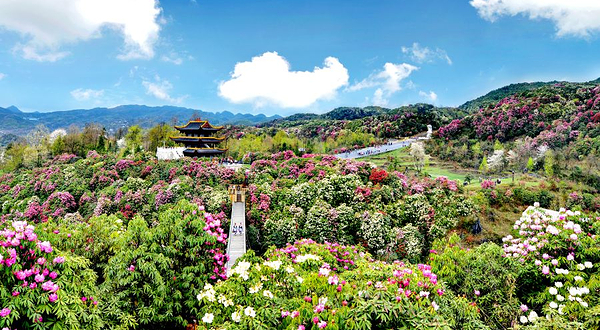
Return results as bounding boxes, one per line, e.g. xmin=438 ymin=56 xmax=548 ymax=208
xmin=0 ymin=220 xmax=102 ymax=329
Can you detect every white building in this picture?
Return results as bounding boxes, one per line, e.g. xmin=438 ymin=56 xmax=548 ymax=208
xmin=156 ymin=147 xmax=185 ymax=160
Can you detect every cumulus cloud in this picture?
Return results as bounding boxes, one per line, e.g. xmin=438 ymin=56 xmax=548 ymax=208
xmin=0 ymin=73 xmax=5 ymax=80
xmin=401 ymin=43 xmax=452 ymax=65
xmin=0 ymin=0 xmax=162 ymax=61
xmin=470 ymin=0 xmax=600 ymax=37
xmin=71 ymin=88 xmax=104 ymax=101
xmin=142 ymin=76 xmax=186 ymax=103
xmin=349 ymin=62 xmax=418 ymax=106
xmin=219 ymin=52 xmax=349 ymax=108
xmin=372 ymin=89 xmax=388 ymax=107
xmin=419 ymin=90 xmax=438 ymax=102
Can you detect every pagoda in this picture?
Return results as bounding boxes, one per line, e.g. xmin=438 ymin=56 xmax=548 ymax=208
xmin=170 ymin=119 xmax=227 ymax=157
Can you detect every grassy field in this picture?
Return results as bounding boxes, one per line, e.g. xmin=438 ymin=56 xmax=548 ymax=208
xmin=360 ymin=147 xmax=546 ymax=189
xmin=361 ymin=147 xmax=474 ymax=181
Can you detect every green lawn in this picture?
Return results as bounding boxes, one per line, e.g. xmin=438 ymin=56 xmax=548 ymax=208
xmin=423 ymin=166 xmax=468 ymax=182
xmin=362 ymin=148 xmax=472 ymax=182
xmin=360 ymin=147 xmax=413 ymax=167
xmin=360 ymin=147 xmax=544 ymax=190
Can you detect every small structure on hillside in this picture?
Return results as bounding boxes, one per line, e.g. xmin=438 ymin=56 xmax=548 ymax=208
xmin=170 ymin=119 xmax=227 ymax=158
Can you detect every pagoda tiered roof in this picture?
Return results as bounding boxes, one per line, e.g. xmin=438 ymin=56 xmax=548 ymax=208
xmin=174 ymin=120 xmax=224 ymax=132
xmin=169 ymin=136 xmax=225 ymax=144
xmin=170 ymin=119 xmax=227 ymax=158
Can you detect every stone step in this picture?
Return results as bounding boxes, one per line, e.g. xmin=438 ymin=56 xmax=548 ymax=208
xmin=226 ymin=201 xmax=246 ymax=271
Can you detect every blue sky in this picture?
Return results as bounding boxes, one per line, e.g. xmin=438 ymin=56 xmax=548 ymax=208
xmin=0 ymin=0 xmax=599 ymax=116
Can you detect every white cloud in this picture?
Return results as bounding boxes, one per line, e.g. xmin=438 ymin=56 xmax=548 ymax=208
xmin=219 ymin=51 xmax=349 ymax=108
xmin=142 ymin=76 xmax=186 ymax=103
xmin=419 ymin=90 xmax=438 ymax=102
xmin=14 ymin=43 xmax=70 ymax=62
xmin=373 ymin=88 xmax=388 ymax=106
xmin=71 ymin=88 xmax=104 ymax=101
xmin=349 ymin=62 xmax=418 ymax=106
xmin=401 ymin=43 xmax=452 ymax=65
xmin=0 ymin=0 xmax=162 ymax=61
xmin=0 ymin=73 xmax=5 ymax=80
xmin=161 ymin=52 xmax=183 ymax=65
xmin=470 ymin=0 xmax=600 ymax=37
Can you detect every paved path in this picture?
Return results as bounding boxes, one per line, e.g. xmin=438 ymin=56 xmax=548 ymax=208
xmin=334 ymin=138 xmax=418 ymax=160
xmin=226 ymin=201 xmax=246 ymax=271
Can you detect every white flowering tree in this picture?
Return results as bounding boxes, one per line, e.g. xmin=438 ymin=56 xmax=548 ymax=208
xmin=410 ymin=142 xmax=426 ymax=172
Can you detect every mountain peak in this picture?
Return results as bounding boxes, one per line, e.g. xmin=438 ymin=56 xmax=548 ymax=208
xmin=6 ymin=106 xmax=21 ymax=113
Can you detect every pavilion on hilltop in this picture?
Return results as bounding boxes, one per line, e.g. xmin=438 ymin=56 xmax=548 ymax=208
xmin=170 ymin=119 xmax=227 ymax=157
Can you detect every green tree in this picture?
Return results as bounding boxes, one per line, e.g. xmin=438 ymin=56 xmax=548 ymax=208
xmin=147 ymin=123 xmax=176 ymax=152
xmin=479 ymin=156 xmax=488 ymax=174
xmin=526 ymin=156 xmax=534 ymax=172
xmin=96 ymin=133 xmax=106 ymax=153
xmin=125 ymin=125 xmax=143 ymax=155
xmin=493 ymin=139 xmax=504 ymax=151
xmin=544 ymin=150 xmax=554 ymax=177
xmin=471 ymin=142 xmax=482 ymax=157
xmin=63 ymin=124 xmax=83 ymax=155
xmin=51 ymin=135 xmax=66 ymax=156
xmin=4 ymin=142 xmax=27 ymax=170
xmin=82 ymin=123 xmax=104 ymax=153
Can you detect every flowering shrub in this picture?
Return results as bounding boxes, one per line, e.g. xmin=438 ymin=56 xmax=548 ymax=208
xmin=480 ymin=180 xmax=496 ymax=190
xmin=245 ymin=153 xmax=471 ymax=259
xmin=0 ymin=220 xmax=102 ymax=329
xmin=430 ymin=234 xmax=522 ymax=328
xmin=195 ymin=240 xmax=486 ymax=329
xmin=501 ymin=206 xmax=600 ymax=326
xmin=101 ymin=200 xmax=228 ymax=327
xmin=369 ymin=168 xmax=389 ymax=184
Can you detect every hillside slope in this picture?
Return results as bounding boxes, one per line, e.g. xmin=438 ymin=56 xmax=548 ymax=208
xmin=459 ymin=77 xmax=600 ymax=112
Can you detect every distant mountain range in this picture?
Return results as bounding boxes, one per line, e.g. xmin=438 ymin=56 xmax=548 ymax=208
xmin=260 ymin=104 xmax=467 ymax=127
xmin=263 ymin=77 xmax=600 ymax=125
xmin=2 ymin=77 xmax=599 ymax=139
xmin=0 ymin=105 xmax=281 ymax=136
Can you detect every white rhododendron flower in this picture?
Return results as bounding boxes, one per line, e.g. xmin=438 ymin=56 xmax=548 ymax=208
xmin=528 ymin=311 xmax=538 ymax=322
xmin=231 ymin=311 xmax=241 ymax=323
xmin=263 ymin=290 xmax=274 ymax=299
xmin=244 ymin=306 xmax=256 ymax=318
xmin=202 ymin=313 xmax=214 ymax=323
xmin=263 ymin=260 xmax=282 ymax=270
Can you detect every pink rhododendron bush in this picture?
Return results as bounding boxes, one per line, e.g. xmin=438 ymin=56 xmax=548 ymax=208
xmin=0 ymin=220 xmax=102 ymax=329
xmin=502 ymin=206 xmax=600 ymax=328
xmin=195 ymin=239 xmax=486 ymax=330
